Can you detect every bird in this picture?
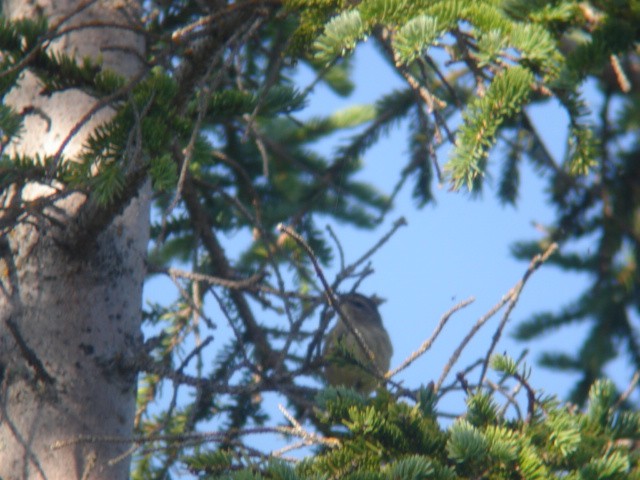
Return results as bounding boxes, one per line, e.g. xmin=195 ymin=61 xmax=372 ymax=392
xmin=322 ymin=292 xmax=393 ymax=394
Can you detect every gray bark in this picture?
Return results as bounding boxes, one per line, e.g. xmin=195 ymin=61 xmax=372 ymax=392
xmin=0 ymin=1 xmax=148 ymax=479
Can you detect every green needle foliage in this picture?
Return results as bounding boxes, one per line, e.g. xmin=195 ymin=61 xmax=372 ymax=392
xmin=294 ymin=0 xmax=640 ymax=406
xmin=188 ymin=375 xmax=640 ymax=479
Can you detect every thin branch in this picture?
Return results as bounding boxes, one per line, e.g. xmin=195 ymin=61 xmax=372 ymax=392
xmin=326 ymin=224 xmax=346 ymax=271
xmin=512 ymin=370 xmax=538 ymax=423
xmin=51 ymin=424 xmax=295 ymax=449
xmin=5 ymin=317 xmax=55 ymax=385
xmin=0 ymin=0 xmax=100 ymax=81
xmin=452 ymin=29 xmax=487 ymax=96
xmin=165 ymin=269 xmax=216 ymax=330
xmin=387 ymin=297 xmax=475 ymax=379
xmin=610 ymin=54 xmax=632 ymax=93
xmin=163 ymin=12 xmax=255 ymax=218
xmin=209 ymin=289 xmax=254 ymax=374
xmin=486 ymin=379 xmax=523 ymax=420
xmin=615 ymin=370 xmax=640 ymax=409
xmin=334 ymin=217 xmax=407 ymax=287
xmin=276 ymin=404 xmax=340 ymax=451
xmin=170 ymin=0 xmax=276 ymax=43
xmin=422 ymin=55 xmax=462 ymax=108
xmin=435 ymin=242 xmax=558 ymax=392
xmin=277 ymin=223 xmax=382 ymax=376
xmin=438 ymin=358 xmax=483 ymax=395
xmin=48 ymin=68 xmax=147 ymax=177
xmin=162 ymin=266 xmax=265 ymax=290
xmin=241 ymin=17 xmax=290 ymax=148
xmin=478 ymin=242 xmax=558 ymax=386
xmin=181 ymin=176 xmax=278 ymax=370
xmin=164 ymin=84 xmax=212 ymax=217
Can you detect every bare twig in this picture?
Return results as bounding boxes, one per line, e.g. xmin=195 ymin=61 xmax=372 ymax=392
xmin=478 ymin=243 xmax=558 ymax=386
xmin=277 ymin=223 xmax=382 ymax=376
xmin=334 ymin=217 xmax=407 ymax=287
xmin=610 ymin=54 xmax=632 ymax=93
xmin=164 ymin=266 xmax=265 ymax=290
xmin=164 ymin=84 xmax=212 ymax=216
xmin=209 ymin=289 xmax=254 ymax=373
xmin=387 ymin=297 xmax=475 ymax=379
xmin=170 ymin=1 xmax=275 ymax=43
xmin=486 ymin=379 xmax=523 ymax=419
xmin=435 ymin=242 xmax=558 ymax=392
xmin=615 ymin=370 xmax=640 ymax=409
xmin=438 ymin=358 xmax=483 ymax=395
xmin=181 ymin=177 xmax=278 ymax=370
xmin=5 ymin=317 xmax=55 ymax=385
xmin=276 ymin=404 xmax=339 ymax=448
xmin=48 ymin=68 xmax=146 ymax=177
xmin=452 ymin=29 xmax=487 ymax=96
xmin=51 ymin=425 xmax=294 ymax=449
xmin=273 ymin=404 xmax=340 ymax=457
xmin=326 ymin=224 xmax=346 ymax=271
xmin=0 ymin=0 xmax=101 ymax=81
xmin=512 ymin=370 xmax=537 ymax=423
xmin=496 ymin=350 xmax=528 ymax=418
xmin=160 ymin=15 xmax=266 ymax=243
xmin=165 ymin=270 xmax=216 ymax=330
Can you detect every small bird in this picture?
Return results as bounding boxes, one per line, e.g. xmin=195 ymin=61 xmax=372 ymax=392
xmin=323 ymin=293 xmax=393 ymax=394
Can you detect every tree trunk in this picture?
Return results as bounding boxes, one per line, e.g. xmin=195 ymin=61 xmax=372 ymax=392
xmin=0 ymin=1 xmax=148 ymax=479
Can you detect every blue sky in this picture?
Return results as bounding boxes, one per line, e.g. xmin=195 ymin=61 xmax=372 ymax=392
xmin=293 ymin=40 xmax=599 ymax=400
xmin=142 ymin=39 xmax=638 ymax=464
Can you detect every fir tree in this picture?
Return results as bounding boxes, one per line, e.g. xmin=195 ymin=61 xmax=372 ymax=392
xmin=1 ymin=0 xmax=639 ymax=478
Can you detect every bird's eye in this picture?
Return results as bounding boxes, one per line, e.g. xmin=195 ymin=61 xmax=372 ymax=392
xmin=351 ymin=299 xmax=367 ymax=310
